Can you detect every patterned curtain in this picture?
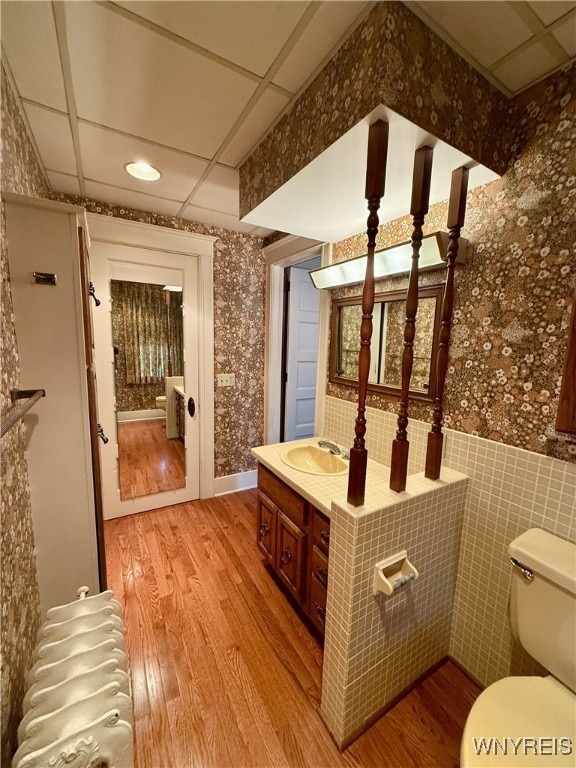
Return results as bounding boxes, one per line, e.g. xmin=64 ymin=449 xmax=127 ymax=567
xmin=111 ymin=280 xmax=183 ymax=385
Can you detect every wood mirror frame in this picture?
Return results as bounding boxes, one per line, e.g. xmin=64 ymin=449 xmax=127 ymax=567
xmin=329 ymin=283 xmax=444 ymax=403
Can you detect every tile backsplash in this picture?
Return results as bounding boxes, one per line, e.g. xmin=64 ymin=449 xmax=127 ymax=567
xmin=323 ymin=395 xmax=576 ymax=692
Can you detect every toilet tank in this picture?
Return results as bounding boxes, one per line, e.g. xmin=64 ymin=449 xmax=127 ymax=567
xmin=509 ymin=528 xmax=576 ymax=693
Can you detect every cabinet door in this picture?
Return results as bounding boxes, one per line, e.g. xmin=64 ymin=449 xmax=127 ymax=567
xmin=256 ymin=492 xmax=276 ymax=565
xmin=277 ymin=510 xmax=306 ymax=600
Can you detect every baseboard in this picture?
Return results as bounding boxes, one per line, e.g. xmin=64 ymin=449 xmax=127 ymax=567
xmin=117 ymin=409 xmax=165 ymax=422
xmin=214 ymin=470 xmax=257 ymax=496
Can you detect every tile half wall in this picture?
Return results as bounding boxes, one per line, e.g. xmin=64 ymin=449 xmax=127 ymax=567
xmin=323 ymin=395 xmax=576 ymax=690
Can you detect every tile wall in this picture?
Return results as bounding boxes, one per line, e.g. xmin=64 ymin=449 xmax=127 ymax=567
xmin=323 ymin=395 xmax=576 ymax=699
xmin=320 ymin=462 xmax=469 ymax=746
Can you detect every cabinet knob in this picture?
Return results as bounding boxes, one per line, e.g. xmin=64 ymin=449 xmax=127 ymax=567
xmin=280 ymin=548 xmax=292 ymax=565
xmin=314 ymin=604 xmax=326 ymax=624
xmin=320 ymin=529 xmax=330 ymax=547
xmin=315 ymin=566 xmax=328 ymax=587
xmin=259 ymin=523 xmax=269 ymax=538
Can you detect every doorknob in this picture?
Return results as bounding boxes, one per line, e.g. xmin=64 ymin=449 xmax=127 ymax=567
xmin=97 ymin=423 xmax=109 ymax=444
xmin=89 ymin=282 xmax=101 ymax=307
xmin=187 ymin=397 xmax=196 ymax=417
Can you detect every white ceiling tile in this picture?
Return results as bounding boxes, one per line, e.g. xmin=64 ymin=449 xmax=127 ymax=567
xmin=492 ymin=40 xmax=565 ymax=92
xmin=552 ymin=13 xmax=576 ymax=57
xmin=63 ymin=2 xmax=257 ymax=158
xmin=413 ymin=0 xmax=534 ymax=68
xmin=219 ymin=88 xmax=291 ymax=168
xmin=84 ymin=180 xmax=182 ymax=217
xmin=529 ymin=1 xmax=575 ymax=26
xmin=183 ymin=203 xmax=256 ymax=234
xmin=188 ymin=165 xmax=239 ymax=216
xmin=47 ymin=171 xmax=81 ymax=197
xmin=78 ymin=122 xmax=209 ymax=201
xmin=272 ymin=1 xmax=370 ymax=93
xmin=24 ymin=104 xmax=76 ymax=175
xmin=1 ymin=0 xmax=67 ymax=110
xmin=116 ymin=1 xmax=309 ymax=77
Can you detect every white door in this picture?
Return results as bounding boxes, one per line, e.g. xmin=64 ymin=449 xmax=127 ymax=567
xmin=284 ymin=266 xmax=320 ymax=441
xmin=91 ymin=241 xmax=201 ymax=518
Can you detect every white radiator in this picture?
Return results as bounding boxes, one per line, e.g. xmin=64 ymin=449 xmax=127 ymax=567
xmin=13 ymin=587 xmax=134 ymax=768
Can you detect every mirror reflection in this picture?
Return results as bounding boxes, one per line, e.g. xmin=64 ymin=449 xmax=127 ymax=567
xmin=111 ymin=279 xmax=185 ymax=499
xmin=330 ymin=285 xmax=443 ymax=402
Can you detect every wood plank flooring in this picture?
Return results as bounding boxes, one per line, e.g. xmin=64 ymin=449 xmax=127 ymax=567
xmin=105 ymin=490 xmax=481 ymax=768
xmin=117 ymin=419 xmax=185 ymax=500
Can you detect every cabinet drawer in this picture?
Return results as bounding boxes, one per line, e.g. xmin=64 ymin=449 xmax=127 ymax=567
xmin=258 ymin=465 xmax=306 ymax=529
xmin=310 ymin=545 xmax=328 ymax=589
xmin=312 ymin=509 xmax=331 ymax=553
xmin=308 ymin=571 xmax=328 ymax=636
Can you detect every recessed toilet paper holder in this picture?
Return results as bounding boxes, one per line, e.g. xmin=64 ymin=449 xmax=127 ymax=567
xmin=373 ymin=550 xmax=419 ymax=596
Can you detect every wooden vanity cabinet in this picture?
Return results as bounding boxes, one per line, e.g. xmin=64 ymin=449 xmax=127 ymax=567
xmin=256 ymin=464 xmax=330 ymax=637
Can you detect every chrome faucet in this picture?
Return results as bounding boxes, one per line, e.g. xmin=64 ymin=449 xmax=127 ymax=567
xmin=318 ymin=438 xmax=342 ymax=456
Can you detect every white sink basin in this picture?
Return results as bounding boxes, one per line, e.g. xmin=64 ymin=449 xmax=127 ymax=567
xmin=280 ymin=444 xmax=348 ymax=476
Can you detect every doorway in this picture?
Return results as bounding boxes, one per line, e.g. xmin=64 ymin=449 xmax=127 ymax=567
xmin=87 ymin=214 xmax=216 ymax=519
xmin=262 ymin=236 xmax=331 ymax=445
xmin=281 ymin=257 xmax=321 ymax=441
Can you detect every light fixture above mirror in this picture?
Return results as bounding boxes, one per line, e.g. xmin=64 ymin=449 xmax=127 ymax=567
xmin=310 ymin=231 xmax=468 ymax=290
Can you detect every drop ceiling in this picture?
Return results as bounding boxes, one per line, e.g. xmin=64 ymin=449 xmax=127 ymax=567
xmin=1 ymin=1 xmax=574 ymax=240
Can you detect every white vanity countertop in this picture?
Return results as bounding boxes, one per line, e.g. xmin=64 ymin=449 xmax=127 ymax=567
xmin=251 ymin=437 xmax=469 ymax=520
xmin=174 ymin=385 xmax=185 ymax=397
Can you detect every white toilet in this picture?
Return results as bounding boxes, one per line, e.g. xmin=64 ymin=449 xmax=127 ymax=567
xmin=461 ymin=528 xmax=576 ymax=767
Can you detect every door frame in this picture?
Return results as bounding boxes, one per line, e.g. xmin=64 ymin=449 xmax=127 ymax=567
xmin=263 ymin=235 xmax=331 ymax=444
xmin=87 ymin=214 xmax=216 ymax=516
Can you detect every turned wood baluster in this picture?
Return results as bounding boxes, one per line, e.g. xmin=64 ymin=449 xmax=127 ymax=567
xmin=347 ymin=119 xmax=389 ymax=507
xmin=425 ymin=166 xmax=469 ymax=480
xmin=389 ymin=146 xmax=433 ymax=493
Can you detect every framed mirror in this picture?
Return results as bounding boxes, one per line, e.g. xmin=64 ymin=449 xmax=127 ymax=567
xmin=111 ymin=278 xmax=185 ymax=500
xmin=329 ymin=284 xmax=444 ymax=402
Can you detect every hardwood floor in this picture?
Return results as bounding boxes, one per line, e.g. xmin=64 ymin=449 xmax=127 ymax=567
xmin=105 ymin=490 xmax=480 ymax=768
xmin=117 ymin=419 xmax=185 ymax=500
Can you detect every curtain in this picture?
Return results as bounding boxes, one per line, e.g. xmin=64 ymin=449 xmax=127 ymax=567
xmin=111 ymin=280 xmax=183 ymax=385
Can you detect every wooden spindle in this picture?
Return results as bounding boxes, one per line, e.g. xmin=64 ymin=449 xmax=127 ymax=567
xmin=425 ymin=166 xmax=469 ymax=480
xmin=347 ymin=119 xmax=389 ymax=507
xmin=389 ymin=146 xmax=433 ymax=492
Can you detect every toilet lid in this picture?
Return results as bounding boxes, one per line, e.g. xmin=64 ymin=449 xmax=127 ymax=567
xmin=461 ymin=676 xmax=576 ymax=767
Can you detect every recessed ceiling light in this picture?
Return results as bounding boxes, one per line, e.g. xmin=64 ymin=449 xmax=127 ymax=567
xmin=124 ymin=161 xmax=161 ymax=181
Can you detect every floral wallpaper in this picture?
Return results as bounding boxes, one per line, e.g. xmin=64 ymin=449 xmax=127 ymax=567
xmin=240 ymin=0 xmax=512 ymax=218
xmin=50 ymin=193 xmax=267 ymax=478
xmin=327 ymin=65 xmax=576 ymax=463
xmin=1 ymin=66 xmax=47 ymax=765
xmin=110 ymin=280 xmax=181 ymax=412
